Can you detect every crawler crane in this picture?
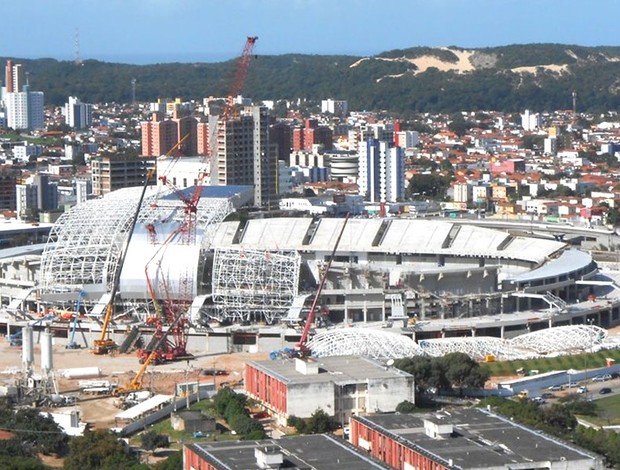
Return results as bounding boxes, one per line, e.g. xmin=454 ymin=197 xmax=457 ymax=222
xmin=92 ymin=135 xmax=189 ymax=355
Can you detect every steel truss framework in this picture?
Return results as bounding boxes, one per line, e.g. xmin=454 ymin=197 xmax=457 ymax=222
xmin=308 ymin=328 xmax=423 ymax=360
xmin=210 ymin=247 xmax=301 ymax=324
xmin=40 ymin=187 xmax=158 ymax=292
xmin=509 ymin=324 xmax=608 ymax=354
xmin=40 ymin=186 xmax=233 ymax=303
xmin=309 ymin=325 xmax=609 ymax=361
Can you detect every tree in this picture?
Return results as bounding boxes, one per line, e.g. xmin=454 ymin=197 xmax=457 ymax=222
xmin=394 ymin=356 xmax=433 ymax=390
xmin=153 ymin=451 xmax=182 ymax=470
xmin=287 ymin=416 xmax=307 ymax=433
xmin=542 ymin=404 xmax=577 ymax=433
xmin=0 ymin=408 xmax=67 ymax=456
xmin=407 ymin=173 xmax=451 ymax=199
xmin=63 ymin=429 xmax=146 ymax=470
xmin=440 ymin=352 xmax=490 ymax=393
xmin=140 ymin=431 xmax=169 ymax=452
xmin=439 ymin=158 xmax=454 ymax=172
xmin=395 ymin=400 xmax=417 ymax=413
xmin=0 ymin=455 xmax=48 ymax=469
xmin=305 ymin=409 xmax=337 ymax=434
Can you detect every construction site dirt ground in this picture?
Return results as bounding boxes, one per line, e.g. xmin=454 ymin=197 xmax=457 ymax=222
xmin=0 ymin=338 xmax=269 ymax=428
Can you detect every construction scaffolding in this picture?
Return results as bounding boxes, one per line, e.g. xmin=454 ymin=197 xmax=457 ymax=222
xmin=210 ymin=248 xmax=301 ymax=324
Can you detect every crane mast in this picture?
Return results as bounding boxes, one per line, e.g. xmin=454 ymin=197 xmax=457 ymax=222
xmin=92 ymin=135 xmax=189 ymax=355
xmin=135 ymin=37 xmax=258 ymax=365
xmin=296 ymin=214 xmax=350 ymax=356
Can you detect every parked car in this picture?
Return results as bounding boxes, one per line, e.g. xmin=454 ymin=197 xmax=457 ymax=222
xmin=577 ymin=386 xmax=588 ymax=394
xmin=541 ymin=393 xmax=555 ymax=399
xmin=531 ymin=396 xmax=546 ymax=404
xmin=592 ymin=374 xmax=612 ymax=382
xmin=547 ymin=385 xmax=563 ymax=391
xmin=599 ymin=387 xmax=612 ymax=395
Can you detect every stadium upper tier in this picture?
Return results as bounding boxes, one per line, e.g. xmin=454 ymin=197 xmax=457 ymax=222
xmin=35 ymin=186 xmax=585 ymax=325
xmin=212 ymin=217 xmax=565 ymax=264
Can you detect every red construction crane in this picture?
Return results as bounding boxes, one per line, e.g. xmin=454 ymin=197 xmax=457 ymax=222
xmin=295 ymin=214 xmax=350 ymax=357
xmin=92 ymin=135 xmax=188 ymax=355
xmin=160 ymin=36 xmax=258 ymax=246
xmin=136 ymin=37 xmax=258 ymax=364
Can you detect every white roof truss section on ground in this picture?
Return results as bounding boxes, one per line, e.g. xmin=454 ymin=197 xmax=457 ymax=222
xmin=115 ymin=394 xmax=174 ymax=421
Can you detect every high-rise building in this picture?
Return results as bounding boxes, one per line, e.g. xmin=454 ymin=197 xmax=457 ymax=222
xmin=16 ymin=173 xmax=58 ymax=219
xmin=5 ymin=60 xmax=24 ymax=94
xmin=196 ymin=121 xmax=210 ymax=156
xmin=0 ymin=170 xmax=18 ymax=211
xmin=292 ymin=119 xmax=333 ymax=152
xmin=140 ymin=111 xmax=198 ymax=157
xmin=269 ymin=121 xmax=291 ymax=162
xmin=91 ymin=155 xmax=156 ymax=196
xmin=3 ymin=62 xmax=44 ymax=131
xmin=216 ymin=106 xmax=277 ymax=207
xmin=5 ymin=85 xmax=44 ymax=131
xmin=141 ymin=112 xmax=177 ymax=157
xmin=521 ymin=109 xmax=541 ymax=131
xmin=359 ymin=139 xmax=405 ymax=203
xmin=64 ymin=96 xmax=93 ymax=129
xmin=321 ymin=98 xmax=348 ymax=118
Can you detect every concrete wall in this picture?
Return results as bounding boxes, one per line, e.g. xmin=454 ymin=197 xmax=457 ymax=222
xmin=287 ymin=382 xmax=335 ymax=419
xmin=367 ymin=376 xmax=415 ymax=413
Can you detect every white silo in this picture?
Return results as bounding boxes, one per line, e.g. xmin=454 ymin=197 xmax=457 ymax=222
xmin=40 ymin=329 xmax=53 ymax=373
xmin=21 ymin=325 xmax=34 ymax=369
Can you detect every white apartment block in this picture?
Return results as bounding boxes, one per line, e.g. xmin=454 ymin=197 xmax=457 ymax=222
xmin=64 ymin=96 xmax=93 ymax=129
xmin=321 ymin=99 xmax=348 ymax=117
xmin=521 ymin=109 xmax=541 ymax=131
xmin=6 ymin=88 xmax=44 ymax=130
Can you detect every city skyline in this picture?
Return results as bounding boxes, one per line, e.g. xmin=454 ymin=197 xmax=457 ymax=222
xmin=1 ymin=0 xmax=619 ymax=65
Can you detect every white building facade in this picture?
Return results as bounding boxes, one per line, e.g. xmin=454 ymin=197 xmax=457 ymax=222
xmin=360 ymin=140 xmax=405 ymax=203
xmin=64 ymin=96 xmax=93 ymax=129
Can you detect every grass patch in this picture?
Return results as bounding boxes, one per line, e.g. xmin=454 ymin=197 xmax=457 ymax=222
xmin=573 ymin=394 xmax=620 ymax=427
xmin=128 ymin=399 xmax=237 ymax=449
xmin=482 ymin=349 xmax=620 ymax=377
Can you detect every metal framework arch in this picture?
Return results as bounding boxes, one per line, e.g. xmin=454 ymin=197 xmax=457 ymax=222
xmin=306 ymin=325 xmax=610 ymax=361
xmin=509 ymin=324 xmax=608 ymax=354
xmin=40 ymin=186 xmax=163 ymax=291
xmin=418 ymin=336 xmax=512 ymax=361
xmin=307 ymin=328 xmax=423 ymax=360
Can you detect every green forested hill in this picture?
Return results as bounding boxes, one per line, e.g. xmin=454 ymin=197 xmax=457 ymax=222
xmin=8 ymin=43 xmax=620 ymax=114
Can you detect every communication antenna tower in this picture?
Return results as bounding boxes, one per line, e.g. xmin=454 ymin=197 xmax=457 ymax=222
xmin=74 ymin=28 xmax=82 ymax=66
xmin=131 ymin=78 xmax=137 ymax=104
xmin=572 ymin=90 xmax=577 ymax=126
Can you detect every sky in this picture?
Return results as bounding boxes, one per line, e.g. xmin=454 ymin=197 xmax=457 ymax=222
xmin=2 ymin=0 xmax=619 ymax=65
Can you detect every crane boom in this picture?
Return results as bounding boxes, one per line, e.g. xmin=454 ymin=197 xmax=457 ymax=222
xmin=92 ymin=135 xmax=189 ymax=355
xmin=116 ymin=304 xmax=188 ymax=394
xmin=296 ymin=214 xmax=350 ymax=354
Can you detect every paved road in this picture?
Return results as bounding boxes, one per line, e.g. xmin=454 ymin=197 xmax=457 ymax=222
xmin=532 ymin=375 xmax=620 ymax=403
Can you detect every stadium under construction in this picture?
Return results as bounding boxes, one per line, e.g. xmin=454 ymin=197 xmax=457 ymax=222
xmin=0 ymin=185 xmax=619 ymax=359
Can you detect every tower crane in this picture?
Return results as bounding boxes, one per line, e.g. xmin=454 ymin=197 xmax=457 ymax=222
xmin=92 ymin=135 xmax=189 ymax=355
xmin=159 ymin=36 xmax=258 ymax=245
xmin=135 ymin=36 xmax=258 ymax=365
